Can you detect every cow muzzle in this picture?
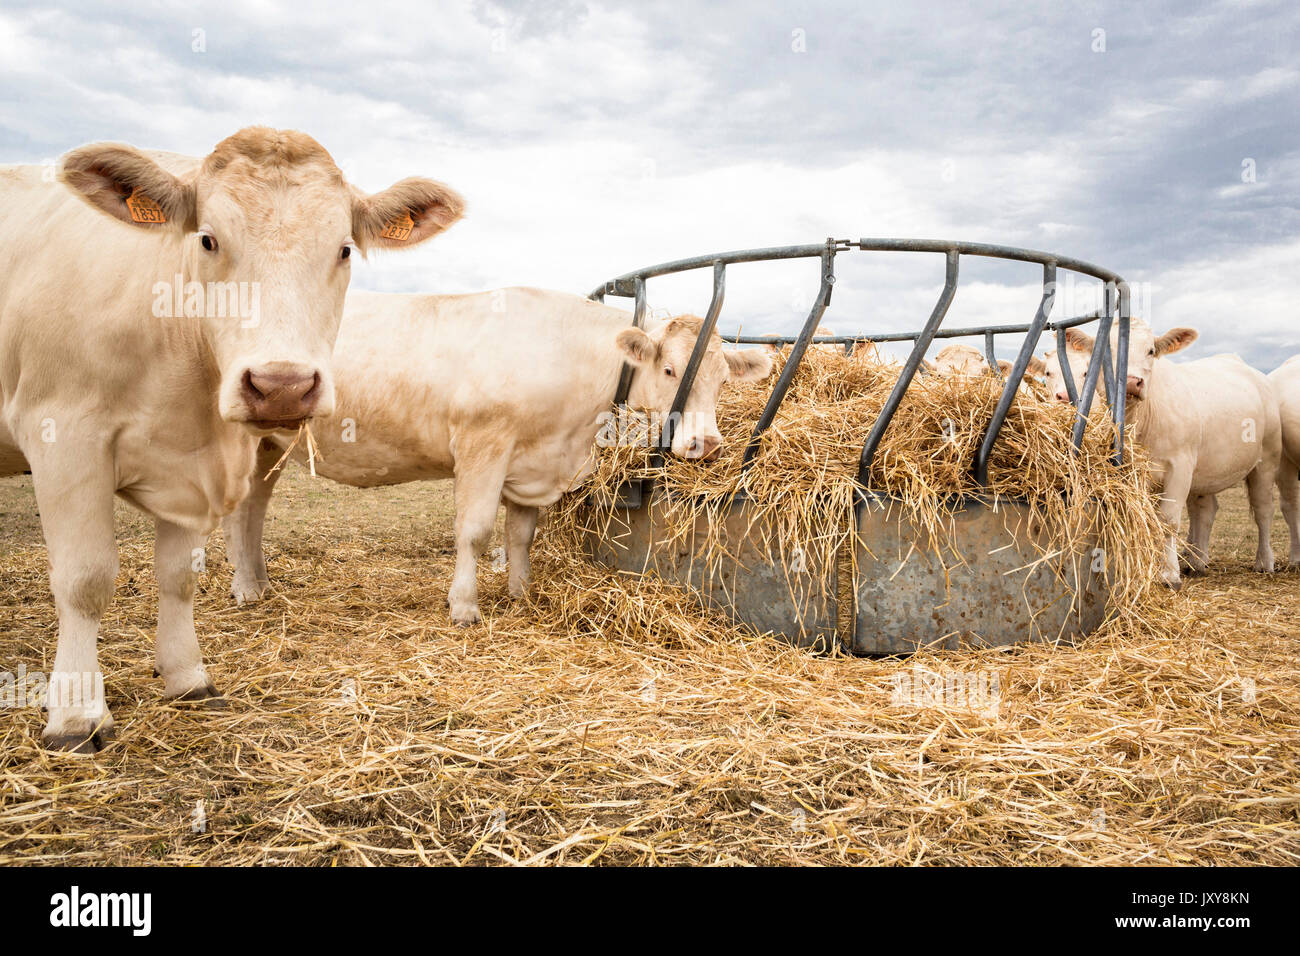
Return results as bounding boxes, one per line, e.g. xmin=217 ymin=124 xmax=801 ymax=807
xmin=239 ymin=363 xmax=323 ymax=430
xmin=1126 ymin=375 xmax=1145 ymax=399
xmin=682 ymin=434 xmax=722 ymax=460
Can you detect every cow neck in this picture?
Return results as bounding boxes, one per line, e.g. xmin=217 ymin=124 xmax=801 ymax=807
xmin=1126 ymin=395 xmax=1153 ymax=446
xmin=1128 ymin=359 xmax=1179 ymax=445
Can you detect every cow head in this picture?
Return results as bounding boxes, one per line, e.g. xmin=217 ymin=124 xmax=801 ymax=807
xmin=617 ymin=316 xmax=773 ymax=459
xmin=60 ymin=127 xmax=465 ymax=432
xmin=930 ymin=343 xmax=988 ymax=378
xmin=1041 ymin=334 xmax=1094 ymax=404
xmin=1045 ymin=319 xmax=1197 ymax=404
xmin=1112 ymin=318 xmax=1197 ymax=401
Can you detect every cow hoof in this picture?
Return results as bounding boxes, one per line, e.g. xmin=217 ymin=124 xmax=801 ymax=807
xmin=42 ymin=724 xmax=115 ymax=755
xmin=1185 ymin=566 xmax=1208 ymax=578
xmin=1162 ymin=579 xmax=1183 ymax=591
xmin=450 ymin=605 xmax=482 ymax=627
xmin=167 ymin=683 xmax=226 ymax=708
xmin=231 ymin=579 xmax=268 ymax=605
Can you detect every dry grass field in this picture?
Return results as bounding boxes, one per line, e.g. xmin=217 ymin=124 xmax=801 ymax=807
xmin=1 ymin=466 xmax=1297 ymax=865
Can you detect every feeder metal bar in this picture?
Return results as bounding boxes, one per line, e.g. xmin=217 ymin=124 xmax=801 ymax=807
xmin=974 ymin=262 xmax=1056 ymax=487
xmin=653 ymin=260 xmax=726 ymax=464
xmin=740 ymin=245 xmax=837 ymax=470
xmin=856 ymin=249 xmax=960 ymax=486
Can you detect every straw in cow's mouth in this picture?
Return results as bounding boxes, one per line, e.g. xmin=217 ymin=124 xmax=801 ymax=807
xmin=265 ymin=422 xmax=322 ymax=479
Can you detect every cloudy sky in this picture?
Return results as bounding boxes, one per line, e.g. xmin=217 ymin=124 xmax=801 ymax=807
xmin=2 ymin=0 xmax=1296 ymax=366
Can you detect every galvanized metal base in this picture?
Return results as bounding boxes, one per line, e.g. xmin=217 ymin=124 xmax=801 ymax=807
xmin=578 ymin=483 xmax=1109 ymax=655
xmin=580 ymin=482 xmax=837 ymax=649
xmin=853 ymin=494 xmax=1108 ymax=654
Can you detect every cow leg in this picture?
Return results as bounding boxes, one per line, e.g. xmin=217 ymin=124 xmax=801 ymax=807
xmin=1156 ymin=468 xmax=1193 ymax=589
xmin=155 ymin=518 xmax=220 ymax=701
xmin=223 ymin=438 xmax=284 ymax=604
xmin=33 ymin=463 xmax=118 ymax=753
xmin=504 ymin=499 xmax=540 ymax=600
xmin=448 ymin=451 xmax=511 ymax=626
xmin=1246 ymin=459 xmax=1277 ymax=573
xmin=1184 ymin=493 xmax=1217 ymax=576
xmin=1278 ymin=455 xmax=1300 ymax=568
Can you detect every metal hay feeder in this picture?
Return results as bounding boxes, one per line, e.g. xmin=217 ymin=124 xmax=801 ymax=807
xmin=586 ymin=238 xmax=1130 ymax=654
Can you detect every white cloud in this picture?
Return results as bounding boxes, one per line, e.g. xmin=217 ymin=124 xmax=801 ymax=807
xmin=1135 ymin=238 xmax=1300 ymax=370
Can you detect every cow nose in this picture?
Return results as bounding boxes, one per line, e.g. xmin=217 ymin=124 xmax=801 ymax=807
xmin=686 ymin=435 xmax=722 ymax=460
xmin=1054 ymin=390 xmax=1071 ymax=403
xmin=1127 ymin=375 xmax=1144 ymax=397
xmin=241 ymin=366 xmax=321 ymax=426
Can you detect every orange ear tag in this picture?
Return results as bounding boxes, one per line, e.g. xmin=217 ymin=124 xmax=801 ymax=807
xmin=125 ymin=189 xmax=166 ymax=224
xmin=379 ymin=211 xmax=414 ymax=241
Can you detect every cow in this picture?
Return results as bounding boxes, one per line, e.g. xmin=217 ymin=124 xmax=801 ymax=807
xmin=1043 ymin=320 xmax=1280 ymax=586
xmin=221 ymin=288 xmax=774 ymax=625
xmin=924 ymin=343 xmax=990 ymax=378
xmin=0 ymin=128 xmax=465 ymax=752
xmin=921 ymin=342 xmax=1045 ymax=388
xmin=1267 ymin=356 xmax=1300 ymax=567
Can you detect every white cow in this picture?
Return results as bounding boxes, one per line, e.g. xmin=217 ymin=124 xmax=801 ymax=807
xmin=1267 ymin=356 xmax=1300 ymax=567
xmin=222 ymin=289 xmax=774 ymax=625
xmin=923 ymin=342 xmax=1045 ymax=383
xmin=924 ymin=343 xmax=991 ymax=377
xmin=0 ymin=128 xmax=464 ymax=752
xmin=1044 ymin=320 xmax=1280 ymax=585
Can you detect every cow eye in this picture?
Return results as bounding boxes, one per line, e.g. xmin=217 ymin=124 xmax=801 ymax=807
xmin=663 ymin=365 xmax=675 ymax=378
xmin=340 ymin=244 xmax=353 ymax=261
xmin=199 ymin=233 xmax=218 ymax=253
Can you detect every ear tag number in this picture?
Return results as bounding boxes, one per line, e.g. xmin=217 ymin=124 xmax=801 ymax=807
xmin=380 ymin=211 xmax=414 ymax=241
xmin=125 ymin=189 xmax=166 ymax=224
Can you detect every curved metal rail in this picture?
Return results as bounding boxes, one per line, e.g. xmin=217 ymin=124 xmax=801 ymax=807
xmin=590 ymin=238 xmax=1130 ymax=489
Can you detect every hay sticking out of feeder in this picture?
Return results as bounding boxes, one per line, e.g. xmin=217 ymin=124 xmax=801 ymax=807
xmin=546 ymin=341 xmax=1168 ymax=634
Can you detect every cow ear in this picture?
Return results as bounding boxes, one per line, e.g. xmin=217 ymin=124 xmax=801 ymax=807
xmin=353 ymin=178 xmax=465 ymax=251
xmin=1064 ymin=328 xmax=1095 ymax=353
xmin=1155 ymin=327 xmax=1198 ymax=356
xmin=724 ymin=347 xmax=773 ymax=383
xmin=1025 ymin=356 xmax=1047 ymax=378
xmin=59 ymin=143 xmax=195 ymax=230
xmin=616 ymin=328 xmax=658 ymax=366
